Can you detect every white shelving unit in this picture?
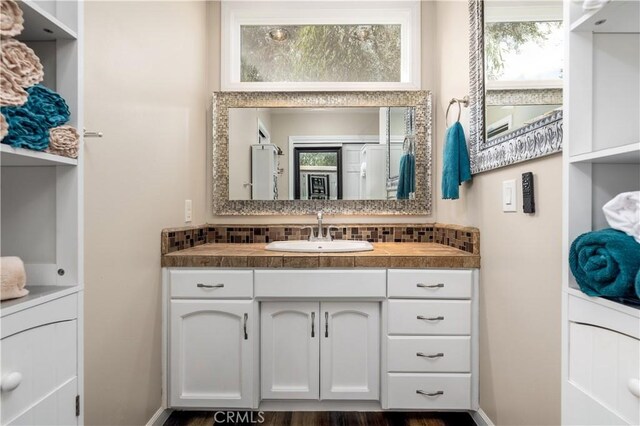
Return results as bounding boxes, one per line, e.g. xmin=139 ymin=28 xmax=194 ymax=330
xmin=562 ymin=1 xmax=640 ymax=425
xmin=0 ymin=0 xmax=83 ymax=424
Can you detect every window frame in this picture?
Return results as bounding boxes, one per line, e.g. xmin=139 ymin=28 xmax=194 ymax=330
xmin=221 ymin=1 xmax=421 ymax=91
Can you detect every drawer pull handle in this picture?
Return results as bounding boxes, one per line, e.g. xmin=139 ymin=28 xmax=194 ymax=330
xmin=629 ymin=378 xmax=640 ymax=398
xmin=197 ymin=283 xmax=224 ymax=289
xmin=417 ymin=352 xmax=444 ymax=358
xmin=416 ymin=390 xmax=444 ymax=397
xmin=243 ymin=313 xmax=248 ymax=340
xmin=311 ymin=312 xmax=315 ymax=338
xmin=0 ymin=372 xmax=22 ymax=392
xmin=417 ymin=283 xmax=445 ymax=288
xmin=417 ymin=315 xmax=445 ymax=321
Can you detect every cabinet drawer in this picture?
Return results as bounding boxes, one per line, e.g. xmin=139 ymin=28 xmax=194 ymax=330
xmin=387 ymin=336 xmax=470 ymax=373
xmin=255 ymin=270 xmax=386 ymax=298
xmin=388 ymin=300 xmax=471 ymax=335
xmin=1 ymin=320 xmax=77 ymax=425
xmin=387 ymin=373 xmax=471 ymax=409
xmin=569 ymin=322 xmax=640 ymax=425
xmin=170 ymin=270 xmax=253 ymax=299
xmin=388 ymin=270 xmax=472 ymax=299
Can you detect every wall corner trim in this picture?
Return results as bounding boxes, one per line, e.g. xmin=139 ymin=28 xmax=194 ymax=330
xmin=146 ymin=408 xmax=172 ymax=426
xmin=471 ymin=409 xmax=495 ymax=426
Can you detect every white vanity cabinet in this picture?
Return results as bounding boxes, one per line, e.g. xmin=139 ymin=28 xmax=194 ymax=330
xmin=167 ymin=270 xmax=257 ymax=409
xmin=163 ymin=267 xmax=478 ymax=412
xmin=260 ymin=301 xmax=380 ymax=401
xmin=261 ymin=302 xmax=319 ymax=400
xmin=321 ymin=302 xmax=380 ymax=400
xmin=384 ymin=269 xmax=478 ymax=410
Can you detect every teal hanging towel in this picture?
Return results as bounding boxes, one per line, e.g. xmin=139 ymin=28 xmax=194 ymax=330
xmin=396 ymin=152 xmax=415 ymax=200
xmin=442 ymin=121 xmax=471 ymax=199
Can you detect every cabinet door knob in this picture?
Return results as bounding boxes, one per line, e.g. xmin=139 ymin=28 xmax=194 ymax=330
xmin=197 ymin=283 xmax=224 ymax=289
xmin=417 ymin=283 xmax=444 ymax=288
xmin=629 ymin=378 xmax=640 ymax=398
xmin=417 ymin=352 xmax=444 ymax=358
xmin=1 ymin=372 xmax=22 ymax=392
xmin=311 ymin=312 xmax=315 ymax=338
xmin=417 ymin=315 xmax=445 ymax=321
xmin=416 ymin=390 xmax=443 ymax=397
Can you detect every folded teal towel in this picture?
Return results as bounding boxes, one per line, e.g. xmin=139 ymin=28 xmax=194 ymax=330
xmin=442 ymin=121 xmax=471 ymax=199
xmin=396 ymin=153 xmax=415 ymax=200
xmin=24 ymin=84 xmax=70 ymax=128
xmin=569 ymin=228 xmax=640 ymax=299
xmin=0 ymin=84 xmax=70 ymax=151
xmin=0 ymin=108 xmax=49 ymax=150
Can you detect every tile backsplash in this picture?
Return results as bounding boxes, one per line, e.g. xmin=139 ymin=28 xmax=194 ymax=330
xmin=162 ymin=223 xmax=479 ymax=256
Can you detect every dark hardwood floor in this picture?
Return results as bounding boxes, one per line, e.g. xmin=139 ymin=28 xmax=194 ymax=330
xmin=164 ymin=411 xmax=477 ymax=426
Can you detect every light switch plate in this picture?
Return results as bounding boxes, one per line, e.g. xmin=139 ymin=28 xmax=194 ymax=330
xmin=502 ymin=180 xmax=517 ymax=212
xmin=184 ymin=199 xmax=192 ymax=222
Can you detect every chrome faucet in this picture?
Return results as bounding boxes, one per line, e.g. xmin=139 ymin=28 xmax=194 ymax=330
xmin=316 ymin=211 xmax=324 ymax=241
xmin=302 ymin=211 xmax=336 ymax=242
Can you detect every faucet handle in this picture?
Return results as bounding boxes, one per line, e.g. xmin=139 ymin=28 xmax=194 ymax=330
xmin=301 ymin=226 xmax=315 ymax=241
xmin=326 ymin=225 xmax=340 ymax=241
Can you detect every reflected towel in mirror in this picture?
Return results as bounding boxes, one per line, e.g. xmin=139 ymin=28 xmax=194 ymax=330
xmin=396 ymin=152 xmax=415 ymax=200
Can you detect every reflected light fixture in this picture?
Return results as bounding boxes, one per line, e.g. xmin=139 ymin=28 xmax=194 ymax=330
xmin=268 ymin=27 xmax=289 ymax=42
xmin=353 ymin=25 xmax=372 ymax=41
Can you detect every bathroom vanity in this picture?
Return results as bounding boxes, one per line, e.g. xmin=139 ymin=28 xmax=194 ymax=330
xmin=161 ymin=237 xmax=480 ymax=413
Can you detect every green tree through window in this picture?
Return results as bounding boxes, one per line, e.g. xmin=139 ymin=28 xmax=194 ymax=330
xmin=241 ymin=24 xmax=401 ymax=82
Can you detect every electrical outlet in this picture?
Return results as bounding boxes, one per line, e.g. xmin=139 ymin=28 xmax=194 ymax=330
xmin=502 ymin=180 xmax=517 ymax=212
xmin=184 ymin=200 xmax=192 ymax=223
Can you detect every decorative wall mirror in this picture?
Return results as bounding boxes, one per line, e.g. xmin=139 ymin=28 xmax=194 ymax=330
xmin=469 ymin=0 xmax=563 ymax=174
xmin=212 ymin=91 xmax=432 ymax=215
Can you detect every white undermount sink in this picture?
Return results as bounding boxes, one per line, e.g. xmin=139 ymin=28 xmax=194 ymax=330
xmin=265 ymin=240 xmax=374 ymax=253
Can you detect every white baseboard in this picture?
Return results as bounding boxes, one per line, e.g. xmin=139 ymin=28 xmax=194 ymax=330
xmin=471 ymin=408 xmax=495 ymax=426
xmin=146 ymin=408 xmax=172 ymax=426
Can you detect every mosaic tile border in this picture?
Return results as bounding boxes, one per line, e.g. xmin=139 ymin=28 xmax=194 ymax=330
xmin=161 ymin=223 xmax=480 ymax=256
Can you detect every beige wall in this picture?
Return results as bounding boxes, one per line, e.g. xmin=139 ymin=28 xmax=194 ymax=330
xmin=84 ymin=2 xmax=207 ymax=424
xmin=434 ymin=2 xmax=562 ymax=425
xmin=84 ymin=1 xmax=561 ymax=424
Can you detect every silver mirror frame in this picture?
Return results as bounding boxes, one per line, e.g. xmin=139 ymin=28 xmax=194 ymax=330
xmin=468 ymin=0 xmax=563 ymax=174
xmin=212 ymin=91 xmax=432 ymax=215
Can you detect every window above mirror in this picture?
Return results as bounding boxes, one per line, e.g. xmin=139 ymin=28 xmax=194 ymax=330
xmin=221 ymin=1 xmax=421 ymax=91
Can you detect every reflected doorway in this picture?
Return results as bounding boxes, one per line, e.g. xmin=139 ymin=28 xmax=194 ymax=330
xmin=293 ymin=147 xmax=342 ymax=200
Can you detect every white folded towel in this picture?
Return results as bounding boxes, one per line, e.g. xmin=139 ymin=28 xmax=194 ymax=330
xmin=1 ymin=257 xmax=28 ymax=301
xmin=602 ymin=191 xmax=640 ymax=243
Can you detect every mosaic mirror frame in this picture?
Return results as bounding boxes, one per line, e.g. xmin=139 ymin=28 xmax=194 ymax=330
xmin=212 ymin=91 xmax=432 ymax=215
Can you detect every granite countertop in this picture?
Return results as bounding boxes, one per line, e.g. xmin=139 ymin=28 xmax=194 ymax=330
xmin=161 ymin=242 xmax=480 ymax=269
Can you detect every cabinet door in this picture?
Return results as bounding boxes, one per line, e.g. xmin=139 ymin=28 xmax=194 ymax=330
xmin=261 ymin=302 xmax=319 ymax=400
xmin=170 ymin=300 xmax=253 ymax=408
xmin=321 ymin=302 xmax=380 ymax=400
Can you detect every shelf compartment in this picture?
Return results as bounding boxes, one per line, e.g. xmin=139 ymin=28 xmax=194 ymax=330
xmin=569 ymin=142 xmax=640 ymax=164
xmin=16 ymin=0 xmax=77 ymax=41
xmin=1 ymin=144 xmax=77 ymax=166
xmin=0 ymin=285 xmax=79 ymax=317
xmin=571 ymin=0 xmax=640 ymax=33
